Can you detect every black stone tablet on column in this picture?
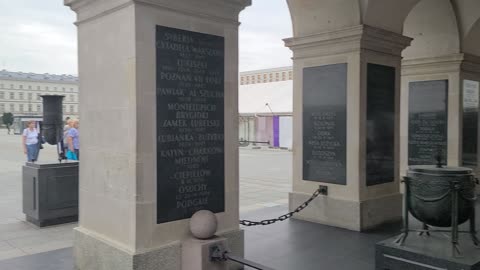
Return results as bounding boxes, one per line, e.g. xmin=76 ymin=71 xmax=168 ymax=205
xmin=303 ymin=64 xmax=347 ymax=185
xmin=408 ymin=80 xmax=448 ymax=165
xmin=156 ymin=26 xmax=225 ymax=223
xmin=366 ymin=63 xmax=395 ymax=186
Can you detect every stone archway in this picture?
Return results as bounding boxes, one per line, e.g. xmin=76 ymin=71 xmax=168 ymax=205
xmin=64 ymin=0 xmax=480 ymax=269
xmin=285 ymin=0 xmax=418 ymax=231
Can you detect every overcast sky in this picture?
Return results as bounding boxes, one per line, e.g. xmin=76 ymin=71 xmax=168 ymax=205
xmin=0 ymin=0 xmax=292 ymax=75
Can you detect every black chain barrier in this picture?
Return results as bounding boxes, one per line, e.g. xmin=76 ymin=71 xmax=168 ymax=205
xmin=239 ymin=187 xmax=322 ymax=226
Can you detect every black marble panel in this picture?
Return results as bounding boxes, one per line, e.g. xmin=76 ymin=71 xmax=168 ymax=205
xmin=156 ymin=26 xmax=225 ymax=224
xmin=303 ymin=64 xmax=347 ymax=185
xmin=462 ymin=80 xmax=479 ymax=168
xmin=408 ymin=80 xmax=448 ymax=165
xmin=366 ymin=63 xmax=395 ymax=186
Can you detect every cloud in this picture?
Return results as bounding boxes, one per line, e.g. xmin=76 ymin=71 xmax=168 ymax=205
xmin=0 ymin=0 xmax=77 ymax=75
xmin=0 ymin=0 xmax=292 ymax=74
xmin=239 ymin=0 xmax=293 ymax=71
xmin=240 ymin=30 xmax=292 ymax=71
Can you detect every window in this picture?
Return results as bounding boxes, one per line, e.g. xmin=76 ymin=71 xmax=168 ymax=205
xmin=62 ymin=87 xmax=65 ymax=91
xmin=289 ymin=71 xmax=293 ymax=80
xmin=9 ymin=104 xmax=14 ymax=112
xmin=0 ymin=84 xmax=3 ymax=88
xmin=28 ymin=104 xmax=32 ymax=112
xmin=10 ymin=84 xmax=14 ymax=89
xmin=28 ymin=93 xmax=32 ymax=100
xmin=54 ymin=87 xmax=57 ymax=91
xmin=70 ymin=94 xmax=74 ymax=102
xmin=37 ymin=104 xmax=41 ymax=112
xmin=0 ymin=104 xmax=4 ymax=113
xmin=9 ymin=92 xmax=14 ymax=99
xmin=46 ymin=86 xmax=49 ymax=91
xmin=0 ymin=91 xmax=4 ymax=99
xmin=70 ymin=105 xmax=74 ymax=113
xmin=37 ymin=86 xmax=40 ymax=90
xmin=19 ymin=85 xmax=23 ymax=89
xmin=37 ymin=94 xmax=41 ymax=100
xmin=62 ymin=105 xmax=66 ymax=113
xmin=70 ymin=88 xmax=73 ymax=91
xmin=19 ymin=92 xmax=24 ymax=100
xmin=28 ymin=85 xmax=32 ymax=90
xmin=19 ymin=104 xmax=24 ymax=112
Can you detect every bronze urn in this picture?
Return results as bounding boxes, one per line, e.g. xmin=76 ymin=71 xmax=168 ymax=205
xmin=407 ymin=165 xmax=476 ymax=227
xmin=395 ymin=162 xmax=478 ymax=256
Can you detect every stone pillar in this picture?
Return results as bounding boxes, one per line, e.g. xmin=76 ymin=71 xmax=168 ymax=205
xmin=285 ymin=25 xmax=412 ymax=231
xmin=64 ymin=0 xmax=250 ymax=269
xmin=400 ymin=54 xmax=480 ymax=178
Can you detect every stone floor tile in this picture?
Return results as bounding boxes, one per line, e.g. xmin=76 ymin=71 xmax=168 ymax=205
xmin=0 ymin=248 xmax=27 ymax=261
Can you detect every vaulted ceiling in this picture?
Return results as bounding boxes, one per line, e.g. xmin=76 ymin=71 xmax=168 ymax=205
xmin=286 ymin=0 xmax=480 ymax=57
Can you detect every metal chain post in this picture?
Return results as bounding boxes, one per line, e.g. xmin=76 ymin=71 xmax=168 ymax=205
xmin=239 ymin=187 xmax=322 ymax=226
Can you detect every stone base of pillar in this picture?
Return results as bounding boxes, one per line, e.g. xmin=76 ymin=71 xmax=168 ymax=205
xmin=218 ymin=229 xmax=244 ymax=270
xmin=289 ymin=192 xmax=402 ymax=231
xmin=73 ymin=227 xmax=181 ymax=270
xmin=74 ymin=228 xmax=244 ymax=270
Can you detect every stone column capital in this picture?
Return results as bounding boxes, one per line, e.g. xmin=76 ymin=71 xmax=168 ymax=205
xmin=284 ymin=24 xmax=412 ymax=59
xmin=65 ymin=0 xmax=251 ymax=25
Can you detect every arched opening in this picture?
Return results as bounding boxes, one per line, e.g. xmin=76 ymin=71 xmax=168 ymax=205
xmin=237 ymin=0 xmax=294 ymax=213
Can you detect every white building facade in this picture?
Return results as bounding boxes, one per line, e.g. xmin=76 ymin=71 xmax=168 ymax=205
xmin=240 ymin=66 xmax=292 ymax=85
xmin=0 ymin=70 xmax=79 ymax=119
xmin=239 ymin=67 xmax=293 ymax=149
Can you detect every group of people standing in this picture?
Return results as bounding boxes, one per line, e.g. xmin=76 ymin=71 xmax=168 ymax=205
xmin=22 ymin=118 xmax=80 ymax=162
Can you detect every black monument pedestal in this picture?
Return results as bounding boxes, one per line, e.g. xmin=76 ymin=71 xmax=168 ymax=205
xmin=22 ymin=161 xmax=79 ymax=227
xmin=376 ymin=233 xmax=480 ymax=270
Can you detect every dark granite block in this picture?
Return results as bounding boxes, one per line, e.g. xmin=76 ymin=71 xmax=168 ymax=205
xmin=462 ymin=80 xmax=479 ymax=168
xmin=366 ymin=63 xmax=395 ymax=186
xmin=302 ymin=63 xmax=347 ymax=185
xmin=22 ymin=161 xmax=79 ymax=227
xmin=156 ymin=25 xmax=225 ymax=223
xmin=408 ymin=80 xmax=448 ymax=165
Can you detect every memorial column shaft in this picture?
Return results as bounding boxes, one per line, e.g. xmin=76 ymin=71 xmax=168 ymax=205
xmin=400 ymin=53 xmax=480 ymax=178
xmin=285 ymin=25 xmax=411 ymax=231
xmin=65 ymin=0 xmax=250 ymax=269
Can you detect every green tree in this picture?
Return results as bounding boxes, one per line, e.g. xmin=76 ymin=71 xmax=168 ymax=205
xmin=2 ymin=112 xmax=13 ymax=135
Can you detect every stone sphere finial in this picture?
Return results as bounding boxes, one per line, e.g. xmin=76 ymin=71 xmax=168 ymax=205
xmin=189 ymin=210 xmax=218 ymax=239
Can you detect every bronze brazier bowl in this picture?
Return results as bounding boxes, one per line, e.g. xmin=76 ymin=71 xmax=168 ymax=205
xmin=396 ymin=164 xmax=479 ymax=256
xmin=407 ymin=165 xmax=476 ymax=227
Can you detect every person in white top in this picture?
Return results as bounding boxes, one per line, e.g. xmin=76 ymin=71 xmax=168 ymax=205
xmin=22 ymin=121 xmax=39 ymax=162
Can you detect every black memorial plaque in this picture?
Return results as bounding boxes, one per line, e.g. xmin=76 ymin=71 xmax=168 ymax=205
xmin=408 ymin=80 xmax=448 ymax=165
xmin=366 ymin=63 xmax=395 ymax=186
xmin=156 ymin=26 xmax=225 ymax=224
xmin=462 ymin=80 xmax=479 ymax=168
xmin=303 ymin=64 xmax=347 ymax=185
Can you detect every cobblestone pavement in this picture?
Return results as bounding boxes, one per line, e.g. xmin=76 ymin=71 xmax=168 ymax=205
xmin=0 ymin=128 xmax=292 ymax=261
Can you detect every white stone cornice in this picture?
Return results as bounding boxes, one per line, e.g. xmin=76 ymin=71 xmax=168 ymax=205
xmin=65 ymin=0 xmax=251 ymax=25
xmin=284 ymin=25 xmax=412 ymax=59
xmin=401 ymin=54 xmax=479 ymax=76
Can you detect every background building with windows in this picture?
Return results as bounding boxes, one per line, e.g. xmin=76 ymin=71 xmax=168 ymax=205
xmin=240 ymin=66 xmax=292 ymax=85
xmin=239 ymin=67 xmax=293 ymax=149
xmin=0 ymin=69 xmax=79 ymax=118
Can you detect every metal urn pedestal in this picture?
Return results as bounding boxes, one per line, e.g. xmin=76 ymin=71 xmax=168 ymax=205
xmin=22 ymin=162 xmax=79 ymax=227
xmin=376 ymin=164 xmax=480 ymax=270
